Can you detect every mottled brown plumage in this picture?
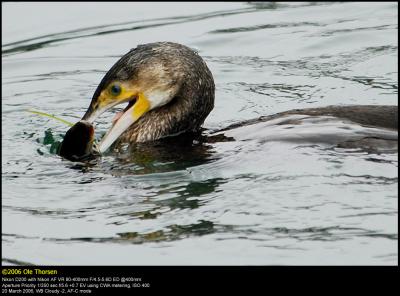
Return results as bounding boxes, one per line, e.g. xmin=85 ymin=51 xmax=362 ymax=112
xmin=83 ymin=42 xmax=215 ymax=145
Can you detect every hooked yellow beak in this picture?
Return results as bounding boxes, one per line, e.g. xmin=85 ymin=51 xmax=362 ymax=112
xmin=82 ymin=75 xmax=175 ymax=153
xmin=97 ymin=92 xmax=150 ymax=153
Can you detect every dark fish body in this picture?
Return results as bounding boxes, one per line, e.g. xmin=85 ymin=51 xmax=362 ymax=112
xmin=58 ymin=120 xmax=98 ymax=161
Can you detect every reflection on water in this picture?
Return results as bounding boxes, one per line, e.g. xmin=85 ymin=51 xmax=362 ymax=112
xmin=44 ymin=220 xmax=218 ymax=244
xmin=110 ymin=135 xmax=217 ymax=175
xmin=2 ymin=2 xmax=398 ymax=265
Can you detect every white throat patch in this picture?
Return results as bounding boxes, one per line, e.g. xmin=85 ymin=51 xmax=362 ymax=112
xmin=145 ymin=89 xmax=174 ymax=109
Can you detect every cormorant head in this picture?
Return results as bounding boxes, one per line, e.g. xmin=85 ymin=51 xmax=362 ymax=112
xmin=82 ymin=43 xmax=186 ymax=153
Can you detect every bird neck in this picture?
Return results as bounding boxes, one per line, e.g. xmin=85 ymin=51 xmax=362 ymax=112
xmin=118 ymin=92 xmax=210 ymax=144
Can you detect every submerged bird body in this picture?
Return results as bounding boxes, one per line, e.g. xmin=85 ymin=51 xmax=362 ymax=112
xmin=217 ymin=105 xmax=398 ymax=153
xmin=58 ymin=41 xmax=398 ymax=162
xmin=222 ymin=105 xmax=398 ymax=131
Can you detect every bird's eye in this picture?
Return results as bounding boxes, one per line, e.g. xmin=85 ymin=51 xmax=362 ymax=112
xmin=110 ymin=84 xmax=121 ymax=96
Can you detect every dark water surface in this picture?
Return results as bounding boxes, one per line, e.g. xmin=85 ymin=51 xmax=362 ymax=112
xmin=2 ymin=2 xmax=398 ymax=265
